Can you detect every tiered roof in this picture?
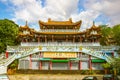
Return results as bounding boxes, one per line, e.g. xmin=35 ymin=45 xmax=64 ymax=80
xmin=87 ymin=21 xmax=101 ymax=38
xmin=19 ymin=21 xmax=35 ymax=37
xmin=39 ymin=18 xmax=82 ymax=29
xmin=18 ymin=20 xmax=101 ymax=37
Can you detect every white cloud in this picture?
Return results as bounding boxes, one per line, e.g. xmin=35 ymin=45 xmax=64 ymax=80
xmin=11 ymin=0 xmax=43 ymax=22
xmin=10 ymin=0 xmax=80 ymax=29
xmin=71 ymin=10 xmax=100 ymax=30
xmin=3 ymin=0 xmax=119 ymax=30
xmin=84 ymin=0 xmax=120 ymax=26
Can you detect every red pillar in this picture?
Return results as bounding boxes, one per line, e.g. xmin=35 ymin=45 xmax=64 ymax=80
xmin=5 ymin=51 xmax=8 ymax=58
xmin=39 ymin=61 xmax=42 ymax=70
xmin=69 ymin=61 xmax=72 ymax=70
xmin=89 ymin=55 xmax=92 ymax=70
xmin=39 ymin=52 xmax=42 ymax=70
xmin=79 ymin=52 xmax=82 ymax=70
xmin=49 ymin=61 xmax=52 ymax=70
xmin=79 ymin=60 xmax=81 ymax=70
xmin=112 ymin=52 xmax=114 ymax=57
xmin=38 ymin=37 xmax=40 ymax=43
xmin=29 ymin=54 xmax=32 ymax=69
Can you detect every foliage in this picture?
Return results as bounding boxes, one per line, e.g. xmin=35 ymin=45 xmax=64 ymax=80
xmin=100 ymin=24 xmax=120 ymax=46
xmin=99 ymin=25 xmax=112 ymax=45
xmin=8 ymin=59 xmax=18 ymax=69
xmin=111 ymin=58 xmax=120 ymax=70
xmin=112 ymin=24 xmax=120 ymax=45
xmin=0 ymin=19 xmax=19 ymax=53
xmin=102 ymin=63 xmax=111 ymax=69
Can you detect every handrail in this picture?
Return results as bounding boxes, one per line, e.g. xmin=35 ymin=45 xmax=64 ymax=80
xmin=16 ymin=48 xmax=39 ymax=59
xmin=39 ymin=29 xmax=80 ymax=32
xmin=21 ymin=42 xmax=100 ymax=46
xmin=0 ymin=54 xmax=16 ymax=66
xmin=82 ymin=47 xmax=114 ymax=63
xmin=0 ymin=53 xmax=5 ymax=60
xmin=7 ymin=45 xmax=118 ymax=53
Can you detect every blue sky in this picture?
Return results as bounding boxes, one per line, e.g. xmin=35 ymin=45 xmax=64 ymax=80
xmin=0 ymin=0 xmax=120 ymax=30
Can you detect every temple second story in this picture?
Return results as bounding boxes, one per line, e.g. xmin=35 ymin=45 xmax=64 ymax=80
xmin=18 ymin=19 xmax=101 ymax=46
xmin=39 ymin=18 xmax=82 ymax=29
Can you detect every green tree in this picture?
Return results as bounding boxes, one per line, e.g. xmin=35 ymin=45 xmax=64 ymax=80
xmin=111 ymin=58 xmax=120 ymax=75
xmin=112 ymin=24 xmax=120 ymax=46
xmin=102 ymin=63 xmax=111 ymax=74
xmin=0 ymin=19 xmax=19 ymax=53
xmin=99 ymin=25 xmax=112 ymax=45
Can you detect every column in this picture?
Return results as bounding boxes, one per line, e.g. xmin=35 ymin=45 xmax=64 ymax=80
xmin=49 ymin=61 xmax=52 ymax=70
xmin=45 ymin=35 xmax=47 ymax=42
xmin=80 ymin=36 xmax=82 ymax=42
xmin=39 ymin=52 xmax=42 ymax=70
xmin=112 ymin=52 xmax=114 ymax=57
xmin=89 ymin=55 xmax=92 ymax=70
xmin=96 ymin=39 xmax=98 ymax=42
xmin=37 ymin=37 xmax=40 ymax=42
xmin=92 ymin=39 xmax=94 ymax=43
xmin=69 ymin=61 xmax=72 ymax=70
xmin=79 ymin=52 xmax=82 ymax=70
xmin=25 ymin=38 xmax=27 ymax=42
xmin=52 ymin=35 xmax=54 ymax=42
xmin=29 ymin=54 xmax=32 ymax=69
xmin=22 ymin=39 xmax=24 ymax=42
xmin=23 ymin=38 xmax=25 ymax=42
xmin=52 ymin=26 xmax=54 ymax=29
xmin=79 ymin=60 xmax=81 ymax=70
xmin=5 ymin=51 xmax=8 ymax=58
xmin=73 ymin=35 xmax=75 ymax=43
xmin=66 ymin=35 xmax=68 ymax=42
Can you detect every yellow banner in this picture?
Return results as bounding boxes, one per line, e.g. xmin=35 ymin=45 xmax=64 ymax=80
xmin=43 ymin=52 xmax=77 ymax=58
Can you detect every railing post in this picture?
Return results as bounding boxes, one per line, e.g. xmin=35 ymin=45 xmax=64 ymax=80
xmin=79 ymin=52 xmax=82 ymax=70
xmin=29 ymin=54 xmax=32 ymax=69
xmin=39 ymin=52 xmax=42 ymax=70
xmin=89 ymin=55 xmax=92 ymax=70
xmin=49 ymin=61 xmax=52 ymax=70
xmin=69 ymin=61 xmax=72 ymax=70
xmin=5 ymin=51 xmax=8 ymax=58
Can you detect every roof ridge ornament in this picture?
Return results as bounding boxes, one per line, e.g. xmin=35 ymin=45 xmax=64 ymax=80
xmin=93 ymin=21 xmax=95 ymax=26
xmin=48 ymin=18 xmax=51 ymax=22
xmin=69 ymin=18 xmax=72 ymax=23
xmin=92 ymin=21 xmax=96 ymax=28
xmin=25 ymin=21 xmax=28 ymax=26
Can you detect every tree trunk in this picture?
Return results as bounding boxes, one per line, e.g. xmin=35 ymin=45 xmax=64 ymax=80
xmin=114 ymin=68 xmax=117 ymax=75
xmin=104 ymin=69 xmax=107 ymax=74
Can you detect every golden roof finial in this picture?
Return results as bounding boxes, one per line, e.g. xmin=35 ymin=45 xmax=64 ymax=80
xmin=48 ymin=18 xmax=51 ymax=22
xmin=69 ymin=18 xmax=72 ymax=22
xmin=93 ymin=21 xmax=95 ymax=26
xmin=92 ymin=21 xmax=96 ymax=28
xmin=25 ymin=21 xmax=28 ymax=26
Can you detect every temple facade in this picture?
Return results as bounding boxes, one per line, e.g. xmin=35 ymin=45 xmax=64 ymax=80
xmin=19 ymin=18 xmax=101 ymax=43
xmin=6 ymin=18 xmax=118 ymax=70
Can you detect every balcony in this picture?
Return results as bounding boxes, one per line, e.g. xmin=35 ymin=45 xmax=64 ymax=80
xmin=21 ymin=42 xmax=100 ymax=46
xmin=39 ymin=29 xmax=80 ymax=32
xmin=7 ymin=42 xmax=118 ymax=53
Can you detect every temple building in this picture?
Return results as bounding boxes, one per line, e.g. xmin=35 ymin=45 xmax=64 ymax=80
xmin=6 ymin=18 xmax=118 ymax=71
xmin=19 ymin=18 xmax=101 ymax=43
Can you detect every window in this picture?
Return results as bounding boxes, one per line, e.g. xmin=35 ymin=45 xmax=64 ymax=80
xmin=23 ymin=30 xmax=30 ymax=34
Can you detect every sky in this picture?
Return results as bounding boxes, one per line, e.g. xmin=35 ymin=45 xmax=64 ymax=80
xmin=0 ymin=0 xmax=120 ymax=30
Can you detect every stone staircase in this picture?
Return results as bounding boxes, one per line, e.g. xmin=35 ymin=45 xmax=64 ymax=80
xmin=0 ymin=47 xmax=114 ymax=74
xmin=0 ymin=54 xmax=16 ymax=74
xmin=82 ymin=47 xmax=113 ymax=63
xmin=0 ymin=48 xmax=40 ymax=74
